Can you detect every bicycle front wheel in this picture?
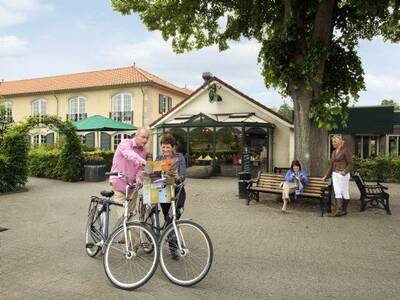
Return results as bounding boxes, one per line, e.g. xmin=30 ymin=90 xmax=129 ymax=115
xmin=159 ymin=220 xmax=213 ymax=286
xmin=103 ymin=223 xmax=158 ymax=290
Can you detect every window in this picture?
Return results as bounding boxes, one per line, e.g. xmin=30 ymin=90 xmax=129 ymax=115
xmin=32 ymin=99 xmax=47 ymax=116
xmin=159 ymin=94 xmax=172 ymax=114
xmin=388 ymin=135 xmax=400 ymax=156
xmin=0 ymin=101 xmax=13 ymax=122
xmin=68 ymin=96 xmax=86 ymax=121
xmin=80 ymin=135 xmax=86 ymax=144
xmin=32 ymin=134 xmax=47 ymax=145
xmin=113 ymin=133 xmax=130 ymax=150
xmin=111 ymin=93 xmax=133 ymax=123
xmin=355 ymin=136 xmax=379 ymax=158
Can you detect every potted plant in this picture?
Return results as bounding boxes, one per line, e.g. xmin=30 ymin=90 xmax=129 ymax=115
xmin=84 ymin=154 xmax=106 ymax=182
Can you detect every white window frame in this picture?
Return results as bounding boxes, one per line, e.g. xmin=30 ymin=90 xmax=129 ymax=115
xmin=32 ymin=134 xmax=47 ymax=145
xmin=0 ymin=101 xmax=12 ymax=121
xmin=159 ymin=94 xmax=172 ymax=114
xmin=32 ymin=99 xmax=47 ymax=116
xmin=355 ymin=135 xmax=380 ymax=158
xmin=69 ymin=96 xmax=86 ymax=115
xmin=112 ymin=93 xmax=132 ymax=113
xmin=112 ymin=133 xmax=131 ymax=150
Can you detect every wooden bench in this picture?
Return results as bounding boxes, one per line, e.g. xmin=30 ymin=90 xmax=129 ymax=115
xmin=353 ymin=172 xmax=391 ymax=215
xmin=247 ymin=172 xmax=332 ymax=216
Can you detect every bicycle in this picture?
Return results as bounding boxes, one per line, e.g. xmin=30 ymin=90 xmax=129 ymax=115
xmin=85 ymin=172 xmax=158 ymax=290
xmin=138 ymin=177 xmax=213 ymax=287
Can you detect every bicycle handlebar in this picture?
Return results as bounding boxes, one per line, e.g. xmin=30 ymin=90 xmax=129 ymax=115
xmin=105 ymin=172 xmax=119 ymax=177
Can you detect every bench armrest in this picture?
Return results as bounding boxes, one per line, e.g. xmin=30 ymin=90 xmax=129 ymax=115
xmin=246 ymin=179 xmax=257 ymax=189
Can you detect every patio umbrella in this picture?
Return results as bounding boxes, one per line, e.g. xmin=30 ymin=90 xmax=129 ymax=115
xmin=73 ymin=115 xmax=138 ymax=131
xmin=73 ymin=115 xmax=138 ymax=150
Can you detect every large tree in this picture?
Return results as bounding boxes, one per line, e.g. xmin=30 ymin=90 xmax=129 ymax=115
xmin=112 ymin=0 xmax=400 ymax=175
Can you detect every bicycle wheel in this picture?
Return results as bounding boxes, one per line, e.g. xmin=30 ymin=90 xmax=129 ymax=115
xmin=85 ymin=201 xmax=105 ymax=257
xmin=159 ymin=220 xmax=213 ymax=286
xmin=103 ymin=223 xmax=158 ymax=290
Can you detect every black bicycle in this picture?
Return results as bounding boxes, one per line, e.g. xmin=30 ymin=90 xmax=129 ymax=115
xmin=85 ymin=172 xmax=158 ymax=290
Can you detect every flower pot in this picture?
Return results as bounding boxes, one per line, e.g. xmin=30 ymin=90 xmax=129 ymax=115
xmin=84 ymin=164 xmax=106 ymax=182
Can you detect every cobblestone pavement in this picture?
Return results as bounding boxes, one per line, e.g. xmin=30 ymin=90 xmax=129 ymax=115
xmin=1 ymin=177 xmax=400 ymax=299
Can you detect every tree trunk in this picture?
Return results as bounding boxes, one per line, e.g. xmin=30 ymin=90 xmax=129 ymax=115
xmin=293 ymin=88 xmax=328 ymax=176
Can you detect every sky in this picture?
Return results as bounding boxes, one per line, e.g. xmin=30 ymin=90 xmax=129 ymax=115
xmin=1 ymin=0 xmax=399 ymax=109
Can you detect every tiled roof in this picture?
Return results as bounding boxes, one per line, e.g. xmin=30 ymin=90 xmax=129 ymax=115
xmin=0 ymin=66 xmax=192 ymax=97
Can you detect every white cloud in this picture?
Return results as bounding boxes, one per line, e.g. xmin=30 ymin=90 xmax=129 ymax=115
xmin=99 ymin=32 xmax=285 ymax=106
xmin=0 ymin=0 xmax=54 ymax=27
xmin=0 ymin=35 xmax=28 ymax=56
xmin=365 ymin=73 xmax=400 ymax=93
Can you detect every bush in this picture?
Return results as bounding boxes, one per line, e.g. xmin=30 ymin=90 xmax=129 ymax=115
xmin=0 ymin=124 xmax=30 ymax=192
xmin=84 ymin=150 xmax=114 ymax=172
xmin=28 ymin=146 xmax=62 ymax=178
xmin=353 ymin=155 xmax=400 ymax=182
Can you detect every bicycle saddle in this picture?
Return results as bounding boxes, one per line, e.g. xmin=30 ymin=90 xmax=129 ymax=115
xmin=100 ymin=190 xmax=114 ymax=198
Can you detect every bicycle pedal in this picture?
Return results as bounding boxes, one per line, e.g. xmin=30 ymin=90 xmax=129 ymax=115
xmin=86 ymin=243 xmax=95 ymax=249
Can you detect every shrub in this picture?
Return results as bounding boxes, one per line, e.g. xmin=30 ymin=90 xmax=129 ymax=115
xmin=84 ymin=150 xmax=114 ymax=172
xmin=0 ymin=123 xmax=30 ymax=192
xmin=353 ymin=155 xmax=400 ymax=182
xmin=28 ymin=146 xmax=62 ymax=178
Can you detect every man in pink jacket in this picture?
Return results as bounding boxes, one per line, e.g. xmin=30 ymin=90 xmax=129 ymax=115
xmin=110 ymin=128 xmax=150 ymax=222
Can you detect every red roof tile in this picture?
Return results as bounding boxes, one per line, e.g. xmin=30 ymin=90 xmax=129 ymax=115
xmin=0 ymin=66 xmax=192 ymax=97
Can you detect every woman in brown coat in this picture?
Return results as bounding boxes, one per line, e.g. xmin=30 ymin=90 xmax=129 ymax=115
xmin=323 ymin=135 xmax=353 ymax=216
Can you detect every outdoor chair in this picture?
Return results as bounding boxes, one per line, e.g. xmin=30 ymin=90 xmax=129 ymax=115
xmin=352 ymin=172 xmax=391 ymax=215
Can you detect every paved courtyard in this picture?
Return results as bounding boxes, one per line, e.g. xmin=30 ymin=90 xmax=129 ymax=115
xmin=1 ymin=176 xmax=400 ymax=299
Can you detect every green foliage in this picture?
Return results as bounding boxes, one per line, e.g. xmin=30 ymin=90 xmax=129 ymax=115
xmin=112 ymin=0 xmax=400 ymax=130
xmin=353 ymin=156 xmax=400 ymax=182
xmin=0 ymin=123 xmax=30 ymax=192
xmin=0 ymin=153 xmax=12 ymax=192
xmin=278 ymin=101 xmax=293 ymax=122
xmin=84 ymin=150 xmax=114 ymax=172
xmin=381 ymin=99 xmax=400 ymax=110
xmin=0 ymin=115 xmax=84 ymax=192
xmin=28 ymin=146 xmax=62 ymax=178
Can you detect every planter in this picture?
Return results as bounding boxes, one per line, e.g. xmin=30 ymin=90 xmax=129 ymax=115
xmin=84 ymin=164 xmax=106 ymax=182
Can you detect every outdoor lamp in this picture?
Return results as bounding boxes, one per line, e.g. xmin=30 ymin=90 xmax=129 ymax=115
xmin=208 ymin=83 xmax=222 ymax=103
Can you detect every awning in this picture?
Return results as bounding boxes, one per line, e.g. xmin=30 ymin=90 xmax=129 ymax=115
xmin=73 ymin=115 xmax=138 ymax=131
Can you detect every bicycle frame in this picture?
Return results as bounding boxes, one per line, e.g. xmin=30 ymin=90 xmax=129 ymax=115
xmin=141 ymin=182 xmax=186 ymax=253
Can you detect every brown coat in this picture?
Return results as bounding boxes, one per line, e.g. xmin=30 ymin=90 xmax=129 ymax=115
xmin=325 ymin=145 xmax=353 ymax=178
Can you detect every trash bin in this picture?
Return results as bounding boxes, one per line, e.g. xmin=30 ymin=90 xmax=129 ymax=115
xmin=238 ymin=171 xmax=251 ymax=199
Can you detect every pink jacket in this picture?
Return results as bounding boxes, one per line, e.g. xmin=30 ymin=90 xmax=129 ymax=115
xmin=109 ymin=138 xmax=147 ymax=193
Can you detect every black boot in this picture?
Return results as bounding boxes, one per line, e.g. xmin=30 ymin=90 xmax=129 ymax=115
xmin=342 ymin=199 xmax=350 ymax=216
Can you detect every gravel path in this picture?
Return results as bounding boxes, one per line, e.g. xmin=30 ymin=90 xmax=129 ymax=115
xmin=1 ymin=177 xmax=399 ymax=299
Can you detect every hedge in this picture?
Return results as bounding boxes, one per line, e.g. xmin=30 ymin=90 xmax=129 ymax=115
xmin=0 ymin=124 xmax=30 ymax=192
xmin=28 ymin=146 xmax=62 ymax=178
xmin=353 ymin=156 xmax=400 ymax=182
xmin=27 ymin=147 xmax=114 ymax=179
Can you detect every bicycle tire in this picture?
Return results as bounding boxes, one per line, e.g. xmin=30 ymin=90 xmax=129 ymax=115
xmin=85 ymin=201 xmax=104 ymax=257
xmin=103 ymin=222 xmax=158 ymax=290
xmin=159 ymin=220 xmax=213 ymax=286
